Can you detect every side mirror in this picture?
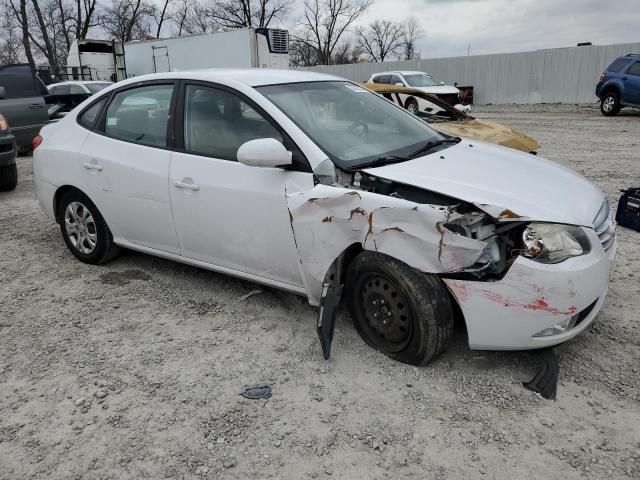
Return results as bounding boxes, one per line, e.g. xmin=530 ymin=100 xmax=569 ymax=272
xmin=394 ymin=82 xmax=403 ymax=87
xmin=0 ymin=86 xmax=5 ymax=100
xmin=237 ymin=138 xmax=292 ymax=168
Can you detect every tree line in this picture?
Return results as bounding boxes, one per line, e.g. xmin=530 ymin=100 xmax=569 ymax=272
xmin=0 ymin=0 xmax=423 ymax=73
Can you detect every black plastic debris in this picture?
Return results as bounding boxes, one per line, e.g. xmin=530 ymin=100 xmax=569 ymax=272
xmin=239 ymin=383 xmax=272 ymax=400
xmin=524 ymin=348 xmax=558 ymax=400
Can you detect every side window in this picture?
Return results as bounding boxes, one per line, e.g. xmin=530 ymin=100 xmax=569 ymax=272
xmin=628 ymin=62 xmax=640 ymax=76
xmin=183 ymin=84 xmax=282 ymax=161
xmin=78 ymin=98 xmax=107 ymax=129
xmin=388 ymin=75 xmax=403 ymax=85
xmin=70 ymin=84 xmax=85 ymax=94
xmin=53 ymin=85 xmax=71 ymax=95
xmin=607 ymin=58 xmax=630 ymax=73
xmin=104 ymin=84 xmax=174 ymax=148
xmin=0 ymin=73 xmax=40 ymax=98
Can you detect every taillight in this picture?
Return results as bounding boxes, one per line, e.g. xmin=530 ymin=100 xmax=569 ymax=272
xmin=599 ymin=73 xmax=605 ymax=82
xmin=32 ymin=135 xmax=43 ymax=150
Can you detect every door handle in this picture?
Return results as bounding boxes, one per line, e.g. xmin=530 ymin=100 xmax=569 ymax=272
xmin=83 ymin=162 xmax=103 ymax=171
xmin=174 ymin=180 xmax=200 ymax=191
xmin=29 ymin=104 xmax=44 ymax=109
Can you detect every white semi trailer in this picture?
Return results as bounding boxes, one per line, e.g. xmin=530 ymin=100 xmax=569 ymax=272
xmin=124 ymin=28 xmax=289 ymax=76
xmin=65 ymin=39 xmax=127 ymax=81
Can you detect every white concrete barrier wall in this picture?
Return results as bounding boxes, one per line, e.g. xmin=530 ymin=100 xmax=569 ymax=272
xmin=300 ymin=42 xmax=640 ymax=104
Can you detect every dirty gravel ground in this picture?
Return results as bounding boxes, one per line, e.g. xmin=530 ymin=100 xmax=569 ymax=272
xmin=1 ymin=105 xmax=639 ymax=480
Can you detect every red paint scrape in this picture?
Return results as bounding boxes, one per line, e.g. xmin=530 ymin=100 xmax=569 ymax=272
xmin=483 ymin=291 xmax=577 ymax=316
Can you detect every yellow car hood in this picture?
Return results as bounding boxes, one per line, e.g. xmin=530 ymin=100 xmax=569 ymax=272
xmin=435 ymin=118 xmax=540 ymax=153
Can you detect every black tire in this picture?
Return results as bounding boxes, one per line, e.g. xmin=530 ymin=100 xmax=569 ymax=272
xmin=600 ymin=91 xmax=621 ymax=116
xmin=58 ymin=189 xmax=121 ymax=264
xmin=405 ymin=97 xmax=419 ymax=115
xmin=0 ymin=163 xmax=18 ymax=191
xmin=17 ymin=145 xmax=31 ymax=156
xmin=346 ymin=251 xmax=453 ymax=366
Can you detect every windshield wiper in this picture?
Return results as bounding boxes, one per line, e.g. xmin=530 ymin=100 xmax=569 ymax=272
xmin=409 ymin=137 xmax=461 ymax=158
xmin=353 ymin=155 xmax=410 ymax=169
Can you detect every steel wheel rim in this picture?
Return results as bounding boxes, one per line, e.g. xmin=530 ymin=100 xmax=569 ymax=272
xmin=603 ymin=96 xmax=614 ymax=112
xmin=358 ymin=273 xmax=412 ymax=353
xmin=64 ymin=201 xmax=97 ymax=254
xmin=407 ymin=103 xmax=417 ymax=114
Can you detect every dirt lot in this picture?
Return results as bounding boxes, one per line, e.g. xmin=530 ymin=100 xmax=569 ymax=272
xmin=1 ymin=105 xmax=639 ymax=480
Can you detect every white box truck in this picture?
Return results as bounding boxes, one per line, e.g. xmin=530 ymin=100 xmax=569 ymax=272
xmin=65 ymin=39 xmax=127 ymax=81
xmin=124 ymin=28 xmax=289 ymax=76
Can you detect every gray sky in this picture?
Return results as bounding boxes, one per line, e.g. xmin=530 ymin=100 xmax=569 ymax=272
xmin=288 ymin=0 xmax=640 ymax=59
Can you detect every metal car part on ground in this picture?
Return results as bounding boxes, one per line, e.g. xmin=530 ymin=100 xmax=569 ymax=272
xmin=362 ymin=83 xmax=540 ymax=153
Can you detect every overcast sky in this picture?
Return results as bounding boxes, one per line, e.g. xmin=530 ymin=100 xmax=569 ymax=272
xmin=286 ymin=0 xmax=640 ymax=59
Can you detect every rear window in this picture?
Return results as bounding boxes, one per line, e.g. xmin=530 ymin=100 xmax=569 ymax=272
xmin=607 ymin=58 xmax=630 ymax=73
xmin=78 ymin=98 xmax=107 ymax=129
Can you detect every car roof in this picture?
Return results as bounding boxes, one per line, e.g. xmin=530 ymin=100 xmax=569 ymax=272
xmin=48 ymin=80 xmax=112 ymax=87
xmin=115 ymin=69 xmax=342 ymax=88
xmin=371 ymin=71 xmax=431 ymax=77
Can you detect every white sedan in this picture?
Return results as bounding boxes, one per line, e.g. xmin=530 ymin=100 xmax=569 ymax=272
xmin=32 ymin=69 xmax=616 ymax=365
xmin=367 ymin=70 xmax=464 ymax=114
xmin=47 ymin=81 xmax=112 ymax=96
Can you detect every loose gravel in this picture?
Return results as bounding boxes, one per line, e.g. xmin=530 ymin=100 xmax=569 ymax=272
xmin=1 ymin=105 xmax=639 ymax=479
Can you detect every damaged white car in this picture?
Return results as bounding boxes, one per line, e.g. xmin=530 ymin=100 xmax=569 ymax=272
xmin=32 ymin=70 xmax=617 ymax=365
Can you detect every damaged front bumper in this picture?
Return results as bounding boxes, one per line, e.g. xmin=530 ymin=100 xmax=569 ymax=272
xmin=444 ymin=229 xmax=616 ymax=350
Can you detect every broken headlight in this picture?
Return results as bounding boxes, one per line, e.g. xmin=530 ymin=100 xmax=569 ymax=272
xmin=521 ymin=223 xmax=590 ymax=264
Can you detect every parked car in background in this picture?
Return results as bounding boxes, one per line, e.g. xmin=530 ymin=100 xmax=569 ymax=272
xmin=363 ymin=83 xmax=540 ymax=153
xmin=47 ymin=81 xmax=112 ymax=96
xmin=367 ymin=71 xmax=462 ymax=112
xmin=596 ymin=54 xmax=640 ymax=116
xmin=33 ymin=70 xmax=615 ymax=366
xmin=0 ymin=113 xmax=17 ymax=191
xmin=0 ymin=64 xmax=49 ymax=153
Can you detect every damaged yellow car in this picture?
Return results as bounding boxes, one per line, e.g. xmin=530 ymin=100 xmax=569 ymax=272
xmin=362 ymin=83 xmax=540 ymax=153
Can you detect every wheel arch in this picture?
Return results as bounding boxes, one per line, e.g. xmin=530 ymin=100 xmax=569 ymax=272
xmin=53 ymin=185 xmax=90 ymax=223
xmin=601 ymin=83 xmax=621 ymax=98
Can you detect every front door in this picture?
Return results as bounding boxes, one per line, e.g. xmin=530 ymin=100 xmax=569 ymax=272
xmin=80 ymin=82 xmax=180 ymax=254
xmin=169 ymin=82 xmax=312 ymax=287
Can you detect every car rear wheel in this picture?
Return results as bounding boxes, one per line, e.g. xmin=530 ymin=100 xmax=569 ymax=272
xmin=59 ymin=189 xmax=120 ymax=264
xmin=346 ymin=251 xmax=453 ymax=366
xmin=405 ymin=98 xmax=419 ymax=115
xmin=0 ymin=163 xmax=18 ymax=191
xmin=601 ymin=92 xmax=621 ymax=116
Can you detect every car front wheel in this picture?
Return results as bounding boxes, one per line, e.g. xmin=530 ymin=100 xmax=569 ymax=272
xmin=59 ymin=189 xmax=120 ymax=264
xmin=405 ymin=98 xmax=419 ymax=115
xmin=346 ymin=251 xmax=453 ymax=365
xmin=601 ymin=92 xmax=621 ymax=116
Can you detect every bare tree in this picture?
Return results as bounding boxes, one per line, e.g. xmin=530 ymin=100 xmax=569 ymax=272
xmin=205 ymin=0 xmax=290 ymax=29
xmin=356 ymin=19 xmax=404 ymax=62
xmin=153 ymin=0 xmax=170 ymax=37
xmin=0 ymin=2 xmax=24 ymax=65
xmin=99 ymin=0 xmax=156 ymax=43
xmin=293 ymin=0 xmax=371 ymax=66
xmin=401 ymin=16 xmax=422 ymax=60
xmin=332 ymin=40 xmax=362 ymax=65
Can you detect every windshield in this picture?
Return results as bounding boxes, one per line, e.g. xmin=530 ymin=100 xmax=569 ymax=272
xmin=257 ymin=81 xmax=444 ymax=169
xmin=85 ymin=83 xmax=111 ymax=94
xmin=404 ymin=74 xmax=442 ymax=87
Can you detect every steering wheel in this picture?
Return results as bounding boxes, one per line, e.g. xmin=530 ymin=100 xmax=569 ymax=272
xmin=347 ymin=121 xmax=369 ymax=141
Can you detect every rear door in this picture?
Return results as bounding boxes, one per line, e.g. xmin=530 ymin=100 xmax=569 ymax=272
xmin=0 ymin=70 xmax=49 ymax=149
xmin=624 ymin=61 xmax=640 ymax=104
xmin=79 ymin=81 xmax=180 ymax=254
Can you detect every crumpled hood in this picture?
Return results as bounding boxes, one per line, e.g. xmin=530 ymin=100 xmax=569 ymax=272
xmin=364 ymin=140 xmax=604 ymax=227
